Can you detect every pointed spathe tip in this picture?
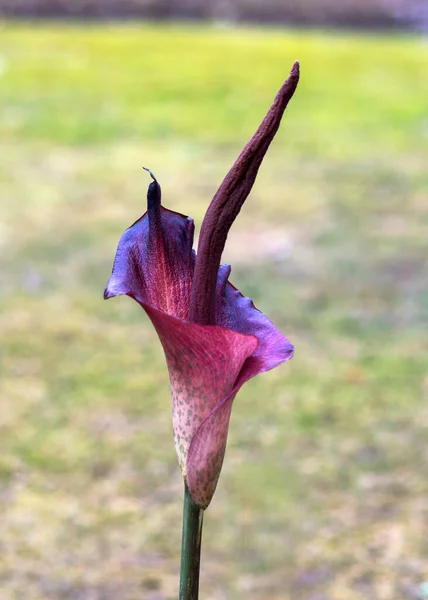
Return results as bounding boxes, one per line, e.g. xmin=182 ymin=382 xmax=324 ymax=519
xmin=144 ymin=167 xmax=162 ymax=212
xmin=143 ymin=167 xmax=157 ymax=182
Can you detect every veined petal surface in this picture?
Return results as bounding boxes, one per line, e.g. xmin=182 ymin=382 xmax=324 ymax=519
xmin=104 ymin=206 xmax=195 ymax=320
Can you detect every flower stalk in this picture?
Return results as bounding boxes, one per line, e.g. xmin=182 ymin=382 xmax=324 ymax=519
xmin=179 ymin=485 xmax=204 ymax=600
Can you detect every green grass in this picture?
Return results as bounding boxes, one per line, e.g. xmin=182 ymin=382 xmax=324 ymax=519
xmin=1 ymin=21 xmax=428 ymax=600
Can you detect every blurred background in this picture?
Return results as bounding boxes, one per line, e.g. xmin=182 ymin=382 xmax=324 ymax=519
xmin=1 ymin=2 xmax=428 ymax=599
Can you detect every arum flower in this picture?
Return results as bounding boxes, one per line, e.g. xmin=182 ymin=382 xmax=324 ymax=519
xmin=105 ymin=62 xmax=299 ymax=511
xmin=104 ymin=61 xmax=299 ymax=600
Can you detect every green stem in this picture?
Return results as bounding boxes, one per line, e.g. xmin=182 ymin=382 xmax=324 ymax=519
xmin=179 ymin=484 xmax=204 ymax=600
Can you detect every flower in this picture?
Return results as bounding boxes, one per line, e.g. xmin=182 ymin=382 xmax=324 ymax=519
xmin=104 ymin=62 xmax=299 ymax=509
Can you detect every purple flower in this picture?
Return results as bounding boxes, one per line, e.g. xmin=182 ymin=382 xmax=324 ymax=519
xmin=105 ymin=62 xmax=299 ymax=509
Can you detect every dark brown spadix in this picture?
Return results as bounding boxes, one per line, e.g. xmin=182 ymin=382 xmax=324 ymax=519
xmin=189 ymin=61 xmax=300 ymax=325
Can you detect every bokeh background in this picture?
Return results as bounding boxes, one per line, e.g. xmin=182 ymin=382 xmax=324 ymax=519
xmin=1 ymin=2 xmax=428 ymax=599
